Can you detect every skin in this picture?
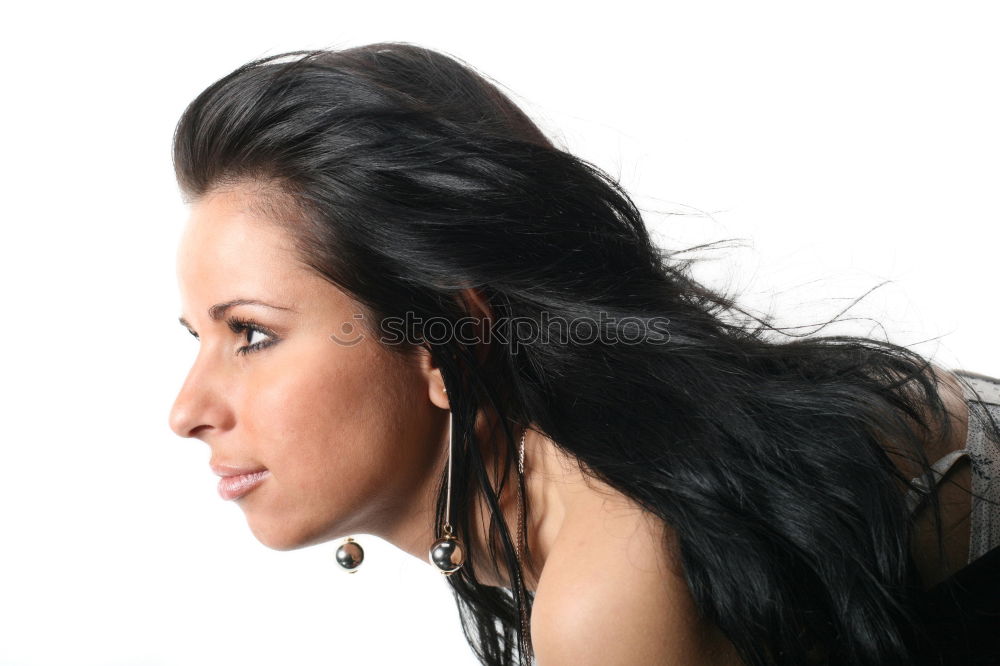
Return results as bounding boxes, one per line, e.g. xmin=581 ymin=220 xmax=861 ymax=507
xmin=168 ymin=185 xmax=593 ymax=586
xmin=170 ymin=185 xmax=970 ymax=663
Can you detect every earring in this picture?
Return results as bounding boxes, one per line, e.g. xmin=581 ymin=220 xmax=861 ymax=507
xmin=335 ymin=536 xmax=364 ymax=573
xmin=336 ymin=387 xmax=463 ymax=575
xmin=428 ymin=408 xmax=466 ymax=575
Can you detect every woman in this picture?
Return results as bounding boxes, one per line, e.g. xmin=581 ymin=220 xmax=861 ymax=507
xmin=168 ymin=42 xmax=1000 ymax=665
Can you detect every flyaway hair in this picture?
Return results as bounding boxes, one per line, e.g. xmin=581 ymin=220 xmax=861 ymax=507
xmin=172 ymin=41 xmax=999 ymax=665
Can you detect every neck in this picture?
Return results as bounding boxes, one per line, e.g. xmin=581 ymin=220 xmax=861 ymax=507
xmin=470 ymin=421 xmax=587 ymax=592
xmin=382 ymin=410 xmax=589 ymax=593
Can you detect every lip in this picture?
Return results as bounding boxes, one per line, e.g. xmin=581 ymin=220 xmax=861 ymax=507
xmin=217 ymin=469 xmax=271 ymax=501
xmin=211 ymin=462 xmax=268 ymax=478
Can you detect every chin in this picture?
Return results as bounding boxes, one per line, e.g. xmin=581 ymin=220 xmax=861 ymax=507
xmin=246 ymin=519 xmax=308 ymax=551
xmin=248 ymin=517 xmax=335 ymax=552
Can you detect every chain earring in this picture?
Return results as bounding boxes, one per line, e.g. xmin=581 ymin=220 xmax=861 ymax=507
xmin=428 ymin=400 xmax=466 ymax=575
xmin=514 ymin=426 xmax=531 ymax=660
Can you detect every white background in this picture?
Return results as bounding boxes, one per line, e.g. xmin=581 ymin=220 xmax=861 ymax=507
xmin=1 ymin=2 xmax=997 ymax=665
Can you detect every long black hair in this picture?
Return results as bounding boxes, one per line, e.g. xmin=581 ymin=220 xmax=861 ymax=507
xmin=172 ymin=41 xmax=999 ymax=665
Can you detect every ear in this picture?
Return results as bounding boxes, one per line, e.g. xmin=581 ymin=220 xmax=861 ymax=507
xmin=459 ymin=286 xmax=493 ymax=321
xmin=420 ymin=287 xmax=494 ymax=410
xmin=424 ymin=353 xmax=450 ymax=410
xmin=456 ymin=286 xmax=494 ymax=367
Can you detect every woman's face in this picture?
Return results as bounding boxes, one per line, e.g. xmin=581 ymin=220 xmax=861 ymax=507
xmin=169 ymin=186 xmax=449 ymax=551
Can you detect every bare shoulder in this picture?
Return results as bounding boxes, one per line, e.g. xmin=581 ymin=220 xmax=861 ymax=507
xmin=530 ymin=489 xmax=743 ymax=665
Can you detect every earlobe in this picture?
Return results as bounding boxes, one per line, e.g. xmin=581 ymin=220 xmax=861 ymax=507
xmin=419 ymin=345 xmax=450 ymax=410
xmin=429 ymin=379 xmax=450 ymax=410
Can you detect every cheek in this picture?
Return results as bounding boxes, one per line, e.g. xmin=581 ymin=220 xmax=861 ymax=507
xmin=242 ymin=341 xmax=424 ymax=495
xmin=247 ymin=345 xmax=366 ymax=471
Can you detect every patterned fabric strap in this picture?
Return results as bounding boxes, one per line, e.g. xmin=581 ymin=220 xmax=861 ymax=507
xmin=949 ymin=371 xmax=1000 ymax=563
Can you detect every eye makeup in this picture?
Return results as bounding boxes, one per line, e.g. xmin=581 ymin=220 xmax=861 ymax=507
xmin=227 ymin=316 xmax=279 ymax=356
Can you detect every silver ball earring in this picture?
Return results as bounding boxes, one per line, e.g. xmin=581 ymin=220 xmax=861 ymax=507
xmin=335 ymin=536 xmax=364 ymax=573
xmin=428 ymin=406 xmax=466 ymax=575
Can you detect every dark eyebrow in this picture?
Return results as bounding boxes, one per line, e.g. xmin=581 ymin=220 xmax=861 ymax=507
xmin=178 ymin=299 xmax=297 ymax=330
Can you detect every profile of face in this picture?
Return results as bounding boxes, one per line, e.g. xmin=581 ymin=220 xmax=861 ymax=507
xmin=169 ymin=186 xmax=449 ymax=552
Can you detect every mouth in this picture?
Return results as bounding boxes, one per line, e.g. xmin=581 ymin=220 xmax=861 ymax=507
xmin=216 ymin=469 xmax=271 ymax=501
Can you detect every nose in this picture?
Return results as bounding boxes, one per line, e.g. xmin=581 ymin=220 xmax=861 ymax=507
xmin=168 ymin=358 xmax=231 ymax=440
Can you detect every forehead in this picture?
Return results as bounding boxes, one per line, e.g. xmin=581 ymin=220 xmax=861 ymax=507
xmin=176 ymin=188 xmax=306 ymax=302
xmin=181 ymin=186 xmax=295 ymax=256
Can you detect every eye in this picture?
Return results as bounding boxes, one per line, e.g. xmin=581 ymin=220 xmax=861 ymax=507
xmin=227 ymin=316 xmax=279 ymax=356
xmin=246 ymin=329 xmax=268 ymax=346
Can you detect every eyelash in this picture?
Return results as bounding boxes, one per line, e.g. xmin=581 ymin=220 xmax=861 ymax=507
xmin=228 ymin=316 xmax=278 ymax=356
xmin=186 ymin=317 xmax=279 ymax=356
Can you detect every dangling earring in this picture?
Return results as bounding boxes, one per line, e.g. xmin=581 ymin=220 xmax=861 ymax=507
xmin=335 ymin=536 xmax=364 ymax=573
xmin=514 ymin=425 xmax=531 ymax=660
xmin=429 ymin=391 xmax=466 ymax=575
